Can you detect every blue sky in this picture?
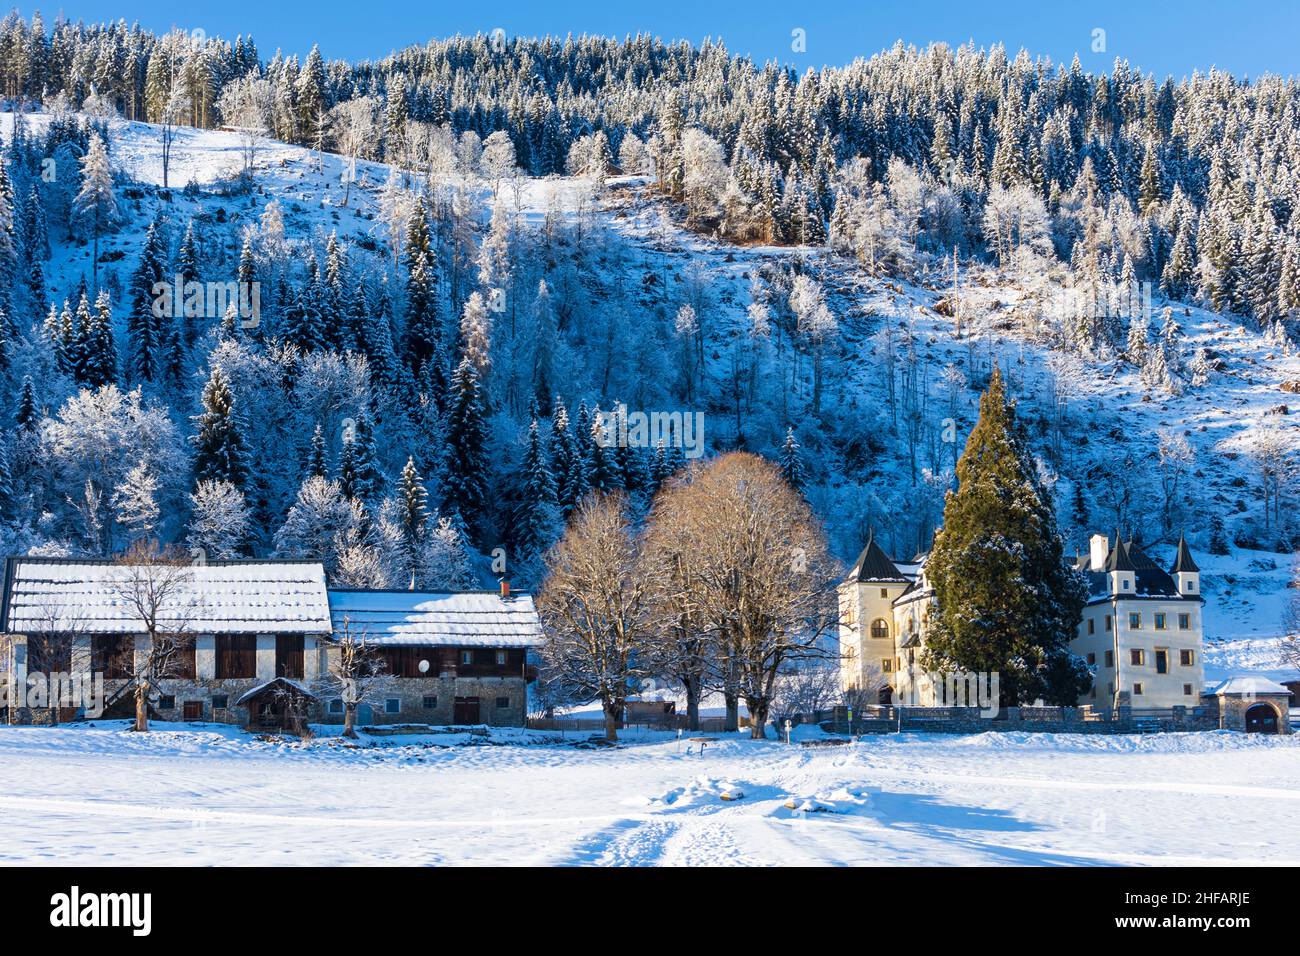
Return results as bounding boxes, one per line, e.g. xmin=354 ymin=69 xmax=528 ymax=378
xmin=27 ymin=0 xmax=1300 ymax=79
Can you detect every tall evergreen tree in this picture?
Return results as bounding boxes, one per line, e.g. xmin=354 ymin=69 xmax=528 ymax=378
xmin=443 ymin=354 xmax=490 ymax=545
xmin=513 ymin=418 xmax=561 ymax=560
xmin=920 ymin=368 xmax=1091 ymax=706
xmin=128 ymin=217 xmax=167 ymax=383
xmin=778 ymin=426 xmax=806 ymax=492
xmin=192 ymin=367 xmax=248 ymax=489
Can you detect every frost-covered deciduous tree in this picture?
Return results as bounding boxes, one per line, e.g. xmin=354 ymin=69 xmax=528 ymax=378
xmin=186 ymin=479 xmax=250 ymax=559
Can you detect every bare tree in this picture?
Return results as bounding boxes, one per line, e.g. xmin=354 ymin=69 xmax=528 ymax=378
xmin=537 ymin=492 xmax=650 ymax=741
xmin=661 ymin=453 xmax=840 ymax=738
xmin=642 ymin=477 xmax=712 ymax=731
xmin=109 ymin=541 xmax=199 ymax=732
xmin=315 ymin=617 xmax=391 ymax=739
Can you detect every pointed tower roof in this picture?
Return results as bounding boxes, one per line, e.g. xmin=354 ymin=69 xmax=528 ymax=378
xmin=847 ymin=530 xmax=909 ymax=584
xmin=1170 ymin=533 xmax=1200 ymax=574
xmin=1106 ymin=529 xmax=1136 ymax=572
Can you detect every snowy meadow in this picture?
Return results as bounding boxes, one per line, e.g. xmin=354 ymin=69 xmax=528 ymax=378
xmin=2 ymin=722 xmax=1297 ymax=867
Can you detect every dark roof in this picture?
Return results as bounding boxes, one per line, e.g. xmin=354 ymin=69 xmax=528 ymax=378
xmin=846 ymin=532 xmax=909 ymax=584
xmin=1084 ymin=537 xmax=1197 ymax=602
xmin=1105 ymin=531 xmax=1136 ymax=572
xmin=1171 ymin=534 xmax=1200 ymax=574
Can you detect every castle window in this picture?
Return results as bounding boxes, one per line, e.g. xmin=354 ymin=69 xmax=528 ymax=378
xmin=1178 ymin=613 xmax=1191 ymax=630
xmin=1105 ymin=615 xmax=1112 ymax=631
xmin=1104 ymin=650 xmax=1114 ymax=668
xmin=1087 ymin=618 xmax=1095 ymax=635
xmin=1154 ymin=613 xmax=1167 ymax=630
xmin=1128 ymin=612 xmax=1142 ymax=630
xmin=882 ymin=659 xmax=893 ymax=673
xmin=1180 ymin=650 xmax=1195 ymax=667
xmin=880 ymin=588 xmax=888 ymax=599
xmin=1187 ymin=579 xmax=1196 ymax=591
xmin=1184 ymin=684 xmax=1194 ymax=696
xmin=1133 ymin=683 xmax=1144 ymax=696
xmin=1130 ymin=649 xmax=1145 ymax=666
xmin=870 ymin=619 xmax=890 ymax=640
xmin=1086 ymin=653 xmax=1096 ymax=666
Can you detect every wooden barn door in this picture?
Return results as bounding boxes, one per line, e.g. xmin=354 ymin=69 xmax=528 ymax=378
xmin=454 ymin=696 xmax=480 ymax=724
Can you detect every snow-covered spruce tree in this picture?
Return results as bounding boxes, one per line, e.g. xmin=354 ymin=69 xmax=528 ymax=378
xmin=920 ymin=368 xmax=1090 ymax=707
xmin=15 ymin=375 xmax=38 ymax=433
xmin=512 ymin=418 xmax=562 ymax=568
xmin=127 ymin=217 xmax=167 ymax=383
xmin=77 ymin=290 xmax=116 ymax=388
xmin=71 ymin=131 xmax=117 ymax=291
xmin=778 ymin=426 xmax=806 ymax=493
xmin=1208 ymin=513 xmax=1231 ymax=556
xmin=307 ymin=423 xmax=326 ymax=478
xmin=443 ymin=355 xmax=490 ymax=546
xmin=550 ymin=397 xmax=578 ymax=515
xmin=537 ymin=491 xmax=650 ymax=742
xmin=397 ymin=454 xmax=429 ymax=557
xmin=585 ymin=407 xmax=618 ymax=494
xmin=191 ymin=366 xmax=248 ymax=490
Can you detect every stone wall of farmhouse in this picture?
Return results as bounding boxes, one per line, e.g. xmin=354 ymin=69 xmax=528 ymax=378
xmin=101 ymin=674 xmax=531 ymax=727
xmin=327 ymin=675 xmax=529 ymax=727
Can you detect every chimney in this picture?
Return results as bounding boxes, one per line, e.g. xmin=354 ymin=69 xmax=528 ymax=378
xmin=500 ymin=579 xmax=511 ymax=600
xmin=1089 ymin=533 xmax=1109 ymax=571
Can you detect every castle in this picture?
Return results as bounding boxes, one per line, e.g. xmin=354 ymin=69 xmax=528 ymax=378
xmin=838 ymin=531 xmax=1207 ymax=711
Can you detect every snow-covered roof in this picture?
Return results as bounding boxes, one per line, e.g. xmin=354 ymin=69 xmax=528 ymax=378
xmin=327 ymin=589 xmax=542 ymax=648
xmin=1207 ymin=676 xmax=1292 ymax=697
xmin=235 ymin=677 xmax=317 ymax=705
xmin=1 ymin=557 xmax=332 ymax=635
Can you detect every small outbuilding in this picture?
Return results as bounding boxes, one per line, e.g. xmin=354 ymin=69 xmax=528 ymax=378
xmin=1205 ymin=677 xmax=1292 ymax=735
xmin=236 ymin=678 xmax=317 ymax=735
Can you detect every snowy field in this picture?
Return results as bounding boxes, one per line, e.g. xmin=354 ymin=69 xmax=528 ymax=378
xmin=1 ymin=722 xmax=1297 ymax=866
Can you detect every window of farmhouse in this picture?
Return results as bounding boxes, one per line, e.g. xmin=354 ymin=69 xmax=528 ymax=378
xmin=870 ymin=619 xmax=890 ymax=640
xmin=215 ymin=635 xmax=256 ymax=679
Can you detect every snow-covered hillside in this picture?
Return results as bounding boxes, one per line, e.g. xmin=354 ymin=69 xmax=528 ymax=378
xmin=3 ymin=111 xmax=1298 ymax=677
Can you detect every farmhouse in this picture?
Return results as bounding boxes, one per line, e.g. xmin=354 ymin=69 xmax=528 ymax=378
xmin=0 ymin=557 xmax=541 ymax=730
xmin=837 ymin=530 xmax=1285 ymax=732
